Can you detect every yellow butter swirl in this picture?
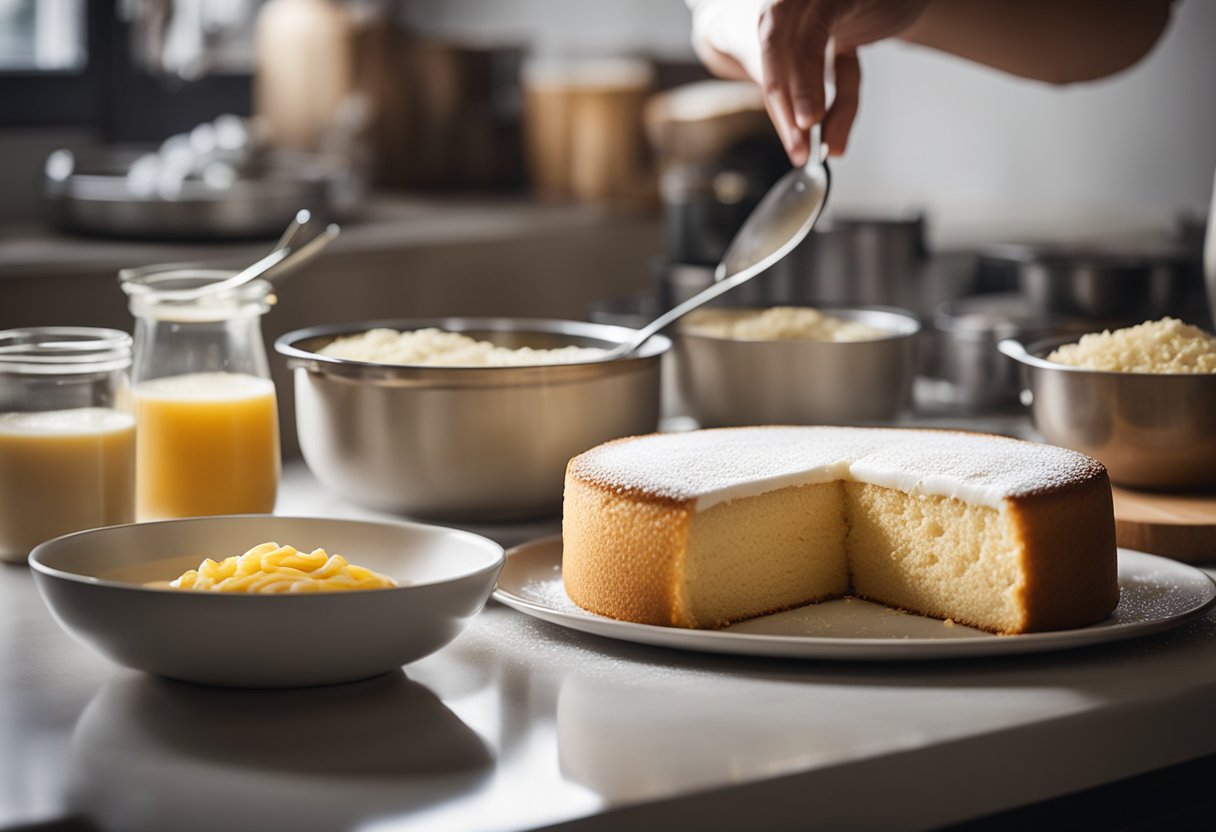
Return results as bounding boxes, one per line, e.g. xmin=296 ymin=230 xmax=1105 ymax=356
xmin=163 ymin=542 xmax=398 ymax=593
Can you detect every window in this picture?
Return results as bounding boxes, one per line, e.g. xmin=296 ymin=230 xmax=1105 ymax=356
xmin=0 ymin=0 xmax=255 ymax=136
xmin=0 ymin=0 xmax=87 ymax=71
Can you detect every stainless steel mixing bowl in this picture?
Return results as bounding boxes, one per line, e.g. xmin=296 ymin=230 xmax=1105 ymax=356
xmin=276 ymin=318 xmax=670 ymax=521
xmin=999 ymin=336 xmax=1216 ymax=490
xmin=674 ymin=306 xmax=920 ymax=427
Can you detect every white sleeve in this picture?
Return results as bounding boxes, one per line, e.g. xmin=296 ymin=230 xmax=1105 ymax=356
xmin=686 ymin=0 xmax=768 ymax=83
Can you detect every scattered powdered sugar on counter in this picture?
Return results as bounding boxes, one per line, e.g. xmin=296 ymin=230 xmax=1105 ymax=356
xmin=518 ymin=576 xmax=586 ymax=615
xmin=319 ymin=328 xmax=606 ymax=367
xmin=569 ymin=426 xmax=1106 ymax=510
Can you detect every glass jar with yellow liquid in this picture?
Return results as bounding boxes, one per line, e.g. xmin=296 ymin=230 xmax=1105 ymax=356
xmin=0 ymin=328 xmax=136 ymax=562
xmin=121 ymin=265 xmax=280 ymax=521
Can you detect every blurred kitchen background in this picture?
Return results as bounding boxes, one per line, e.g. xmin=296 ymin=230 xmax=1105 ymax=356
xmin=1 ymin=0 xmax=1214 ymax=448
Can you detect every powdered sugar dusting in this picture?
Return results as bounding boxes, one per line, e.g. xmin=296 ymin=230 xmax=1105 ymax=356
xmin=569 ymin=427 xmax=1105 ymax=510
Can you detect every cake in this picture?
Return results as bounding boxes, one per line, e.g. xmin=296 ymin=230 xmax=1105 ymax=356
xmin=562 ymin=427 xmax=1119 ymax=634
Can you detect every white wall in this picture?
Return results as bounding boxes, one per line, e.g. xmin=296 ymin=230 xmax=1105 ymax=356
xmin=833 ymin=0 xmax=1216 ymax=246
xmin=403 ymin=0 xmax=1216 ymax=246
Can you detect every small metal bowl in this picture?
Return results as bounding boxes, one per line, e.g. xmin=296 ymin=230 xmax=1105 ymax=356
xmin=999 ymin=336 xmax=1216 ymax=490
xmin=275 ymin=318 xmax=670 ymax=521
xmin=674 ymin=306 xmax=921 ymax=427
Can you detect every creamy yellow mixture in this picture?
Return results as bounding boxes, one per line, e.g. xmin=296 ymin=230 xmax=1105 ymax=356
xmin=319 ymin=328 xmax=605 ymax=366
xmin=159 ymin=542 xmax=398 ymax=593
xmin=681 ymin=307 xmax=889 ymax=342
xmin=1046 ymin=318 xmax=1216 ymax=373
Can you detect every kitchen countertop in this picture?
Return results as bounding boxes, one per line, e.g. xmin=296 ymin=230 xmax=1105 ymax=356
xmin=2 ymin=453 xmax=1216 ymax=832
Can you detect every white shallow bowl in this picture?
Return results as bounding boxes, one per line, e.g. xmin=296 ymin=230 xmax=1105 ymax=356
xmin=30 ymin=515 xmax=504 ymax=688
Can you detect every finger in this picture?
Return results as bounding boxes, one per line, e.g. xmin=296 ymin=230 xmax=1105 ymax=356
xmin=790 ymin=0 xmax=842 ymax=130
xmin=759 ymin=2 xmax=807 ymax=165
xmin=823 ymin=48 xmax=860 ymax=157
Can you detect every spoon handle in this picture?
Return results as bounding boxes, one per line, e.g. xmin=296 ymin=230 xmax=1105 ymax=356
xmin=163 ymin=246 xmax=292 ymax=301
xmin=262 ymin=223 xmax=340 ymax=286
xmin=275 ymin=209 xmax=312 ymax=251
xmin=808 ymin=123 xmax=827 ymax=166
xmin=608 ymin=257 xmax=773 ymax=359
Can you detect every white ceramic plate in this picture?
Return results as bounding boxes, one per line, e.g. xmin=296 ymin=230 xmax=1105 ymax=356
xmin=493 ymin=536 xmax=1216 ymax=660
xmin=31 ymin=515 xmax=504 ymax=688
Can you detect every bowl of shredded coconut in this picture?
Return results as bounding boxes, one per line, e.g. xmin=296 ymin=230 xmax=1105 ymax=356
xmin=1000 ymin=318 xmax=1216 ymax=490
xmin=276 ymin=318 xmax=670 ymax=519
xmin=674 ymin=305 xmax=920 ymax=427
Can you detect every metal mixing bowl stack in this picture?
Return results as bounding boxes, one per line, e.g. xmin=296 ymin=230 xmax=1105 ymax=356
xmin=276 ymin=318 xmax=669 ymax=521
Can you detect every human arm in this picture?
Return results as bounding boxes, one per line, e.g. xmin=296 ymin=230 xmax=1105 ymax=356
xmin=688 ymin=0 xmax=1174 ymax=164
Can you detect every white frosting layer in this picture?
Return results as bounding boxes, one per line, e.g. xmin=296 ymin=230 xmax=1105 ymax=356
xmin=570 ymin=427 xmax=1104 ymax=511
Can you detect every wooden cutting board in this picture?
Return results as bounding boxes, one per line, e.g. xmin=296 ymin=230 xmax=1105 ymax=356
xmin=1111 ymin=486 xmax=1216 ymax=564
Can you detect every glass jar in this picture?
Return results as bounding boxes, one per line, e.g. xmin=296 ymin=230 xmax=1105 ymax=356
xmin=120 ymin=265 xmax=280 ymax=521
xmin=0 ymin=328 xmax=135 ymax=563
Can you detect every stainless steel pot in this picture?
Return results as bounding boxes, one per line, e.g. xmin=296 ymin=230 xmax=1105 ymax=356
xmin=656 ymin=213 xmax=929 ymax=313
xmin=999 ymin=335 xmax=1216 ymax=490
xmin=43 ymin=147 xmax=338 ymax=240
xmin=982 ymin=242 xmax=1192 ymax=321
xmin=927 ymin=293 xmax=1089 ymax=408
xmin=276 ymin=318 xmax=669 ymax=521
xmin=675 ymin=306 xmax=920 ymax=427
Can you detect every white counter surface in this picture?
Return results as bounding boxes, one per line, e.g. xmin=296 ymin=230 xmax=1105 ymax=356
xmin=2 ymin=460 xmax=1215 ymax=832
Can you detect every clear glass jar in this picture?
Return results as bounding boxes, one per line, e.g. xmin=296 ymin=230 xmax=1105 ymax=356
xmin=0 ymin=327 xmax=135 ymax=563
xmin=120 ymin=265 xmax=280 ymax=521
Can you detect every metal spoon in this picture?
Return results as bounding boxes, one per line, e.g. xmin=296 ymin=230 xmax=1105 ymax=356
xmin=602 ymin=127 xmax=831 ymax=360
xmin=170 ymin=214 xmax=338 ymax=301
xmin=161 ymin=245 xmax=292 ymax=301
xmin=260 ymin=222 xmax=340 ymax=286
xmin=274 ymin=209 xmax=313 ymax=252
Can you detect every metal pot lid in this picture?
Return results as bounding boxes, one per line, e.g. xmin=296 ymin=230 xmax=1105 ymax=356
xmin=980 ymin=240 xmax=1189 ymax=271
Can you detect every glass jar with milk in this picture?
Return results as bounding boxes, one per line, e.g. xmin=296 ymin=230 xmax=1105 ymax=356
xmin=121 ymin=265 xmax=280 ymax=521
xmin=0 ymin=328 xmax=136 ymax=563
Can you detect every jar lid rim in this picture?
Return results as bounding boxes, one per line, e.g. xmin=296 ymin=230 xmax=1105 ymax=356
xmin=0 ymin=327 xmax=132 ymax=372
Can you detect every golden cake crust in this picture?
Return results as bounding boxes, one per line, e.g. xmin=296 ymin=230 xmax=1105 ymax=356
xmin=562 ymin=427 xmax=1119 ymax=634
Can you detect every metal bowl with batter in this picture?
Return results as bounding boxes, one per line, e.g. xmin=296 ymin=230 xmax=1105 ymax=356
xmin=674 ymin=306 xmax=921 ymax=427
xmin=1000 ymin=335 xmax=1216 ymax=490
xmin=275 ymin=318 xmax=670 ymax=521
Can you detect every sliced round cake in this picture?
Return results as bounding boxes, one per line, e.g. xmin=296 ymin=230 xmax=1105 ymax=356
xmin=562 ymin=426 xmax=1119 ymax=634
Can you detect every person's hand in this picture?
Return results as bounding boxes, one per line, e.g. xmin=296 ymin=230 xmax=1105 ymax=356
xmin=758 ymin=0 xmax=929 ymax=163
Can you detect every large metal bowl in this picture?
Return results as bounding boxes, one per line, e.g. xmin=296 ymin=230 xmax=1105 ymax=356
xmin=999 ymin=336 xmax=1216 ymax=490
xmin=674 ymin=306 xmax=920 ymax=427
xmin=275 ymin=318 xmax=670 ymax=521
